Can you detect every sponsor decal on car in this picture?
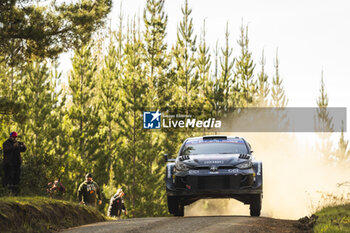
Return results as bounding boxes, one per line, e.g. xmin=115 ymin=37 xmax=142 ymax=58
xmin=228 ymin=169 xmax=240 ymax=173
xmin=204 ymin=160 xmax=224 ymax=164
xmin=189 ymin=170 xmax=200 ymax=174
xmin=185 ymin=139 xmax=245 ymax=145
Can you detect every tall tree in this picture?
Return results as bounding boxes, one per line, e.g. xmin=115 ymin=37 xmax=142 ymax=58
xmin=143 ymin=0 xmax=171 ymax=109
xmin=16 ymin=60 xmax=66 ymax=195
xmin=219 ymin=22 xmax=235 ymax=111
xmin=205 ymin=42 xmax=223 ymax=118
xmin=315 ymin=70 xmax=334 ymax=160
xmin=235 ymin=23 xmax=256 ymax=107
xmin=98 ymin=31 xmax=121 ymax=186
xmin=143 ymin=0 xmax=170 ymax=216
xmin=196 ymin=19 xmax=211 ymax=105
xmin=334 ymin=121 xmax=349 ymax=165
xmin=67 ymin=44 xmax=101 ymax=193
xmin=118 ymin=18 xmax=148 ymax=217
xmin=173 ymin=0 xmax=199 ymax=113
xmin=315 ymin=70 xmax=333 ymax=132
xmin=271 ymin=49 xmax=288 ymax=107
xmin=0 ymin=0 xmax=112 ymax=63
xmin=256 ymin=50 xmax=269 ymax=107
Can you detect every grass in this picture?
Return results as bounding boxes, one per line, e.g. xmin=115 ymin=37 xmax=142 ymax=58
xmin=314 ymin=204 xmax=350 ymax=233
xmin=0 ymin=196 xmax=106 ymax=233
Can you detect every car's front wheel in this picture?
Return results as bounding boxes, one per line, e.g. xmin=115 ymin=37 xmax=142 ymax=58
xmin=250 ymin=194 xmax=262 ymax=217
xmin=167 ymin=196 xmax=184 ymax=216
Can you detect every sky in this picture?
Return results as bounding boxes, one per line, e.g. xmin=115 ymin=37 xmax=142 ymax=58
xmin=60 ymin=0 xmax=350 ymax=131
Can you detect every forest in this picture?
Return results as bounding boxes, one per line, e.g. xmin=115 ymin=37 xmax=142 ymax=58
xmin=0 ymin=0 xmax=348 ymax=217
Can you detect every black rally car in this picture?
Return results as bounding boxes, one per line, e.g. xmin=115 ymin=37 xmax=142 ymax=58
xmin=164 ymin=135 xmax=263 ymax=217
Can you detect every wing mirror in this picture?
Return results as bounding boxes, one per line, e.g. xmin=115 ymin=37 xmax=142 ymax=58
xmin=164 ymin=154 xmax=176 ymax=162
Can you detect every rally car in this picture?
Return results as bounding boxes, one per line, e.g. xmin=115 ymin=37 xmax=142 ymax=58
xmin=164 ymin=135 xmax=263 ymax=217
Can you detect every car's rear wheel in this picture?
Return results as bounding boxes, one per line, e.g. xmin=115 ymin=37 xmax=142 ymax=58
xmin=250 ymin=194 xmax=262 ymax=217
xmin=167 ymin=196 xmax=184 ymax=216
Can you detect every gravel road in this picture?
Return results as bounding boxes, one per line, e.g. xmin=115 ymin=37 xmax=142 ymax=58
xmin=61 ymin=216 xmax=306 ymax=233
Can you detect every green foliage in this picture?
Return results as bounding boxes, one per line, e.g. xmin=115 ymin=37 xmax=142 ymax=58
xmin=98 ymin=32 xmax=121 ymax=185
xmin=256 ymin=50 xmax=269 ymax=107
xmin=143 ymin=0 xmax=171 ymax=109
xmin=196 ymin=20 xmax=211 ymax=108
xmin=66 ymin=44 xmax=102 ymax=196
xmin=315 ymin=71 xmax=334 ymax=160
xmin=118 ymin=19 xmax=149 ymax=217
xmin=334 ymin=121 xmax=350 ymax=165
xmin=173 ymin=0 xmax=199 ymax=112
xmin=219 ymin=23 xmax=236 ymax=112
xmin=0 ymin=196 xmax=105 ymax=233
xmin=142 ymin=0 xmax=171 ymax=216
xmin=235 ymin=23 xmax=256 ymax=107
xmin=0 ymin=0 xmax=112 ymax=64
xmin=315 ymin=70 xmax=333 ymax=132
xmin=314 ymin=204 xmax=350 ymax=233
xmin=271 ymin=49 xmax=288 ymax=107
xmin=16 ymin=61 xmax=66 ymax=195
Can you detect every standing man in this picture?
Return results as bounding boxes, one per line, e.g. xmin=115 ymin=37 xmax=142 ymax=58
xmin=77 ymin=173 xmax=102 ymax=207
xmin=2 ymin=131 xmax=26 ymax=194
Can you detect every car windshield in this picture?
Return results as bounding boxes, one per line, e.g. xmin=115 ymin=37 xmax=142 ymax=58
xmin=181 ymin=140 xmax=248 ymax=155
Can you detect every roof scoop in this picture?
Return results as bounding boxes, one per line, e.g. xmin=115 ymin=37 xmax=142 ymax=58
xmin=203 ymin=135 xmax=227 ymax=140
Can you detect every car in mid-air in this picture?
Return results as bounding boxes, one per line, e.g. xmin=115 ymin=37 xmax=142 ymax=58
xmin=164 ymin=135 xmax=263 ymax=217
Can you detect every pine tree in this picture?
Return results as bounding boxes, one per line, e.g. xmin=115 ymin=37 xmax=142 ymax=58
xmin=235 ymin=23 xmax=256 ymax=107
xmin=271 ymin=49 xmax=288 ymax=107
xmin=143 ymin=0 xmax=170 ymax=216
xmin=196 ymin=19 xmax=211 ymax=105
xmin=173 ymin=0 xmax=199 ymax=113
xmin=118 ymin=18 xmax=148 ymax=217
xmin=16 ymin=60 xmax=66 ymax=195
xmin=143 ymin=0 xmax=171 ymax=109
xmin=334 ymin=121 xmax=349 ymax=165
xmin=315 ymin=70 xmax=333 ymax=132
xmin=98 ymin=30 xmax=121 ymax=185
xmin=206 ymin=42 xmax=224 ymax=118
xmin=67 ymin=43 xmax=101 ymax=192
xmin=256 ymin=50 xmax=269 ymax=107
xmin=219 ymin=22 xmax=235 ymax=111
xmin=0 ymin=57 xmax=26 ymax=123
xmin=0 ymin=0 xmax=112 ymax=63
xmin=315 ymin=70 xmax=334 ymax=160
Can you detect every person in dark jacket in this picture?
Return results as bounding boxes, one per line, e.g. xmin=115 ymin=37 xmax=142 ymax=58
xmin=47 ymin=178 xmax=66 ymax=199
xmin=77 ymin=173 xmax=102 ymax=207
xmin=2 ymin=131 xmax=26 ymax=194
xmin=107 ymin=188 xmax=127 ymax=218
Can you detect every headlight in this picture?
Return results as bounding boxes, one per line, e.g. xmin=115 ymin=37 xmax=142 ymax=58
xmin=236 ymin=161 xmax=252 ymax=169
xmin=175 ymin=162 xmax=191 ymax=171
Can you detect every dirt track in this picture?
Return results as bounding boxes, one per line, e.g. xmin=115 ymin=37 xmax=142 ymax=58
xmin=61 ymin=216 xmax=307 ymax=233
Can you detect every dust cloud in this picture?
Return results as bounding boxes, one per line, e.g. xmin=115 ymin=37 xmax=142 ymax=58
xmin=185 ymin=111 xmax=350 ymax=219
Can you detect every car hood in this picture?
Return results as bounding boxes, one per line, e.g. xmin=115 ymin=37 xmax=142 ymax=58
xmin=177 ymin=154 xmax=250 ymax=167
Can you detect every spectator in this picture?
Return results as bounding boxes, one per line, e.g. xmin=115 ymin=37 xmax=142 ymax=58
xmin=107 ymin=188 xmax=127 ymax=219
xmin=77 ymin=173 xmax=102 ymax=207
xmin=2 ymin=131 xmax=26 ymax=194
xmin=47 ymin=178 xmax=66 ymax=199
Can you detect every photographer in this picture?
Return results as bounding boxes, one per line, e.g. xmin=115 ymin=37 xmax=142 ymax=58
xmin=2 ymin=131 xmax=26 ymax=194
xmin=107 ymin=189 xmax=127 ymax=219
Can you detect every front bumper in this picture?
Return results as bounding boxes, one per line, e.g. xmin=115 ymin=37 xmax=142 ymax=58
xmin=166 ymin=168 xmax=262 ymax=197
